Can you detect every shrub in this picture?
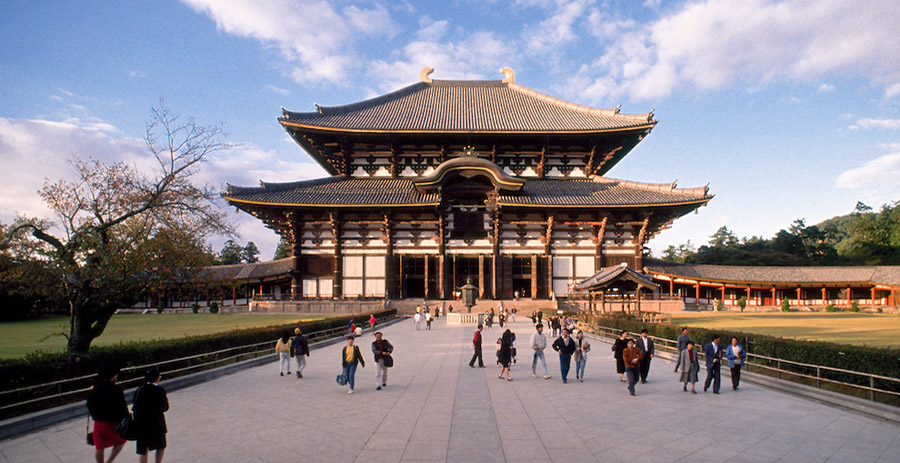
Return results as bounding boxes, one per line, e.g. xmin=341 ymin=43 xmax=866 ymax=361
xmin=156 ymin=299 xmax=165 ymax=314
xmin=209 ymin=301 xmax=219 ymax=314
xmin=716 ymin=299 xmax=725 ymax=311
xmin=850 ymin=302 xmax=859 ymax=312
xmin=191 ymin=303 xmax=200 ymax=314
xmin=737 ymin=296 xmax=747 ymax=312
xmin=825 ymin=304 xmax=836 ymax=313
xmin=780 ymin=298 xmax=790 ymax=312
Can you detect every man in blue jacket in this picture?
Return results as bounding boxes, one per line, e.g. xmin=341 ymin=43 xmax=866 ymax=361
xmin=704 ymin=335 xmax=723 ymax=394
xmin=552 ymin=328 xmax=577 ymax=383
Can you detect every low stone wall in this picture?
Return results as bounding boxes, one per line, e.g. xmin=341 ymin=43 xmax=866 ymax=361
xmin=250 ymin=300 xmax=386 ymax=314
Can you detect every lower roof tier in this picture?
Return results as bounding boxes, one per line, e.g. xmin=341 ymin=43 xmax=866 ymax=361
xmin=224 ymin=176 xmax=712 ymax=209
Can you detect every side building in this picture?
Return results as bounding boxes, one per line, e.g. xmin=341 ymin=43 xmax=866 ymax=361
xmin=224 ymin=68 xmax=712 ymax=303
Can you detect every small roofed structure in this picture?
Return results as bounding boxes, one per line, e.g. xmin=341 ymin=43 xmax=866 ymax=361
xmin=574 ymin=263 xmax=659 ymax=315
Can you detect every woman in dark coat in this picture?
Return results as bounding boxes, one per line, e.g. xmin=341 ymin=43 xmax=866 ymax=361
xmin=133 ymin=367 xmax=169 ymax=463
xmin=86 ymin=365 xmax=127 ymax=463
xmin=498 ymin=329 xmax=513 ymax=381
xmin=611 ymin=331 xmax=630 ymax=382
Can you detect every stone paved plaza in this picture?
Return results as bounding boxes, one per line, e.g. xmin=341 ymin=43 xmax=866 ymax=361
xmin=1 ymin=317 xmax=899 ymax=463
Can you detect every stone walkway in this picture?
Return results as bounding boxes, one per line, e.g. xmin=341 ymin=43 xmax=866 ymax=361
xmin=1 ymin=317 xmax=899 ymax=463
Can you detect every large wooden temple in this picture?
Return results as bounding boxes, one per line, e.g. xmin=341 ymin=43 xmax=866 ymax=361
xmin=224 ymin=68 xmax=713 ymax=302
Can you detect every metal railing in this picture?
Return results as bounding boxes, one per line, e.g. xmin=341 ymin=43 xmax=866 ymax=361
xmin=577 ymin=322 xmax=900 ymax=404
xmin=0 ymin=314 xmax=396 ymax=418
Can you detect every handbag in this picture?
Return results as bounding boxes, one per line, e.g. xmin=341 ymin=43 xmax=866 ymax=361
xmin=382 ymin=354 xmax=393 ymax=368
xmin=116 ymin=413 xmax=138 ymax=441
xmin=86 ymin=416 xmax=94 ymax=446
xmin=336 ymin=373 xmax=347 ymax=386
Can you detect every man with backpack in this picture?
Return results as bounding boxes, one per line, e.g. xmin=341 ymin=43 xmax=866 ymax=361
xmin=291 ymin=328 xmax=310 ymax=378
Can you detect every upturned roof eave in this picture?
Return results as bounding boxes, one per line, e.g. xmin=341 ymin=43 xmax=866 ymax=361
xmin=279 ymin=119 xmax=658 ymax=135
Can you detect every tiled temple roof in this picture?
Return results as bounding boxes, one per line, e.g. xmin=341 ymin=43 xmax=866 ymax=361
xmin=644 ymin=259 xmax=900 ymax=287
xmin=224 ymin=176 xmax=711 ymax=208
xmin=280 ymin=79 xmax=655 ymax=133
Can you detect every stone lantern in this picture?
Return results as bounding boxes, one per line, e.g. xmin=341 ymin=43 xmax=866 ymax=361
xmin=461 ymin=278 xmax=478 ymax=313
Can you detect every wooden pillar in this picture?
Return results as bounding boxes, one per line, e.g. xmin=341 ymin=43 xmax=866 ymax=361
xmin=669 ymin=279 xmax=674 ymax=295
xmin=720 ymin=285 xmax=726 ymax=306
xmin=695 ymin=284 xmax=700 ymax=303
xmin=492 ymin=212 xmax=501 ymax=300
xmin=871 ymin=287 xmax=876 ymax=306
xmin=452 ymin=254 xmax=457 ymax=295
xmin=771 ymin=287 xmax=776 ymax=305
xmin=892 ymin=288 xmax=896 ymax=308
xmin=331 ymin=213 xmax=342 ymax=298
xmin=796 ymin=287 xmax=802 ymax=306
xmin=530 ymin=254 xmax=538 ymax=299
xmin=424 ymin=254 xmax=430 ymax=300
xmin=822 ymin=287 xmax=827 ymax=306
xmin=290 ymin=216 xmax=302 ymax=300
xmin=847 ymin=287 xmax=851 ymax=307
xmin=438 ymin=255 xmax=445 ymax=299
xmin=438 ymin=213 xmax=446 ymax=299
xmin=594 ymin=217 xmax=607 ymax=271
xmin=478 ymin=254 xmax=485 ymax=299
xmin=399 ymin=254 xmax=405 ymax=299
xmin=547 ymin=256 xmax=554 ymax=300
xmin=383 ymin=213 xmax=396 ymax=300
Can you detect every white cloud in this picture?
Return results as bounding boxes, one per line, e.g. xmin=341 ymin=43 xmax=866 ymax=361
xmin=835 ymin=153 xmax=900 ymax=194
xmin=416 ymin=16 xmax=448 ymax=41
xmin=570 ymin=0 xmax=900 ymax=101
xmin=886 ymin=82 xmax=900 ymax=99
xmin=525 ymin=0 xmax=594 ymax=53
xmin=818 ymin=83 xmax=835 ymax=93
xmin=263 ymin=84 xmax=292 ymax=96
xmin=875 ymin=142 xmax=900 ymax=151
xmin=849 ymin=118 xmax=900 ymax=131
xmin=181 ymin=0 xmax=399 ymax=83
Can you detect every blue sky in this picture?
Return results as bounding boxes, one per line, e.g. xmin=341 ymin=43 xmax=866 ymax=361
xmin=2 ymin=0 xmax=899 ymax=260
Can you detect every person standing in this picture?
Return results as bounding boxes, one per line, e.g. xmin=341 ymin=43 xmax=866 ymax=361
xmin=510 ymin=306 xmax=517 ymax=322
xmin=550 ymin=316 xmax=561 ymax=337
xmin=573 ymin=330 xmax=591 ymax=382
xmin=414 ymin=312 xmax=422 ymax=331
xmin=552 ymin=328 xmax=577 ymax=383
xmin=369 ymin=314 xmax=377 ymax=333
xmin=680 ymin=341 xmax=700 ymax=393
xmin=674 ymin=328 xmax=690 ymax=373
xmin=612 ymin=331 xmax=630 ymax=382
xmin=704 ymin=335 xmax=723 ymax=394
xmin=498 ymin=329 xmax=514 ymax=381
xmin=637 ymin=329 xmax=655 ymax=384
xmin=86 ymin=365 xmax=127 ymax=463
xmin=371 ymin=332 xmax=393 ymax=390
xmin=275 ymin=331 xmax=292 ymax=377
xmin=469 ymin=324 xmax=485 ymax=367
xmin=623 ymin=339 xmax=643 ymax=396
xmin=530 ymin=324 xmax=550 ymax=379
xmin=291 ymin=328 xmax=310 ymax=378
xmin=725 ymin=337 xmax=745 ymax=391
xmin=341 ymin=336 xmax=365 ymax=394
xmin=425 ymin=311 xmax=433 ymax=330
xmin=536 ymin=310 xmax=543 ymax=327
xmin=133 ymin=367 xmax=169 ymax=463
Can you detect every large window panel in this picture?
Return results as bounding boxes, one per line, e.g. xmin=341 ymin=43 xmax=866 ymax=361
xmin=552 ymin=256 xmax=572 ymax=277
xmin=343 ymin=278 xmax=362 ymax=297
xmin=365 ymin=255 xmax=385 ymax=277
xmin=575 ymin=256 xmax=594 ymax=278
xmin=365 ymin=279 xmax=385 ymax=297
xmin=344 ymin=255 xmax=363 ymax=277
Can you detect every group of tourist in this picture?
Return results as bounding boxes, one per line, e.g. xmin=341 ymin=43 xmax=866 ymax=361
xmin=610 ymin=330 xmax=655 ymax=395
xmin=86 ymin=365 xmax=169 ymax=463
xmin=674 ymin=328 xmax=745 ymax=394
xmin=274 ymin=327 xmax=311 ymax=378
xmin=481 ymin=304 xmax=517 ymax=329
xmin=338 ymin=331 xmax=395 ymax=394
xmin=413 ymin=305 xmax=440 ymax=330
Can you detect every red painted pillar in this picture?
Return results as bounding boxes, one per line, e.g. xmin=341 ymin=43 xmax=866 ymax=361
xmin=695 ymin=284 xmax=700 ymax=303
xmin=871 ymin=287 xmax=876 ymax=306
xmin=796 ymin=287 xmax=801 ymax=306
xmin=847 ymin=287 xmax=851 ymax=307
xmin=821 ymin=287 xmax=826 ymax=306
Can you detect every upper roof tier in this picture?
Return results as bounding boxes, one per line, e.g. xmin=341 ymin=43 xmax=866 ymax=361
xmin=279 ymin=69 xmax=655 ymax=134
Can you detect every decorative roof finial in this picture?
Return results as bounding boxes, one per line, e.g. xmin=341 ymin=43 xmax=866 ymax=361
xmin=500 ymin=67 xmax=515 ymax=84
xmin=420 ymin=67 xmax=435 ymax=83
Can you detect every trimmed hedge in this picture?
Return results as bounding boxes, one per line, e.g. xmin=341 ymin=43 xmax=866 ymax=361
xmin=582 ymin=314 xmax=900 ymax=397
xmin=0 ymin=309 xmax=396 ymax=415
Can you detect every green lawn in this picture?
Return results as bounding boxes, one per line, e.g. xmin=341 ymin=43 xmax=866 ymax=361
xmin=0 ymin=313 xmax=332 ymax=358
xmin=671 ymin=312 xmax=900 ymax=349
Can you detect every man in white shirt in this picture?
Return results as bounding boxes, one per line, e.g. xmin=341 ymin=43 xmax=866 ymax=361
xmin=530 ymin=324 xmax=551 ymax=379
xmin=413 ymin=312 xmax=421 ymax=331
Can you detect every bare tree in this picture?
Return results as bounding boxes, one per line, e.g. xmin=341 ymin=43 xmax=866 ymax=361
xmin=6 ymin=102 xmax=234 ymax=354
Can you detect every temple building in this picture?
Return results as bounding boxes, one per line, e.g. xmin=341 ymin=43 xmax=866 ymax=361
xmin=224 ymin=68 xmax=713 ymax=302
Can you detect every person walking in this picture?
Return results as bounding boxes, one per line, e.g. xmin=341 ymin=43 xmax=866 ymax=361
xmin=369 ymin=314 xmax=377 ymax=333
xmin=680 ymin=341 xmax=700 ymax=393
xmin=86 ymin=365 xmax=127 ymax=463
xmin=425 ymin=311 xmax=433 ymax=330
xmin=469 ymin=324 xmax=485 ymax=367
xmin=704 ymin=335 xmax=723 ymax=394
xmin=291 ymin=328 xmax=309 ymax=378
xmin=725 ymin=337 xmax=745 ymax=391
xmin=552 ymin=328 xmax=577 ymax=383
xmin=498 ymin=329 xmax=514 ymax=381
xmin=612 ymin=331 xmax=630 ymax=382
xmin=574 ymin=330 xmax=591 ymax=382
xmin=530 ymin=324 xmax=550 ymax=379
xmin=674 ymin=328 xmax=690 ymax=373
xmin=133 ymin=367 xmax=169 ymax=463
xmin=550 ymin=316 xmax=561 ymax=337
xmin=371 ymin=331 xmax=393 ymax=390
xmin=275 ymin=331 xmax=292 ymax=376
xmin=637 ymin=329 xmax=655 ymax=383
xmin=623 ymin=339 xmax=643 ymax=396
xmin=510 ymin=306 xmax=517 ymax=322
xmin=414 ymin=312 xmax=422 ymax=331
xmin=341 ymin=336 xmax=365 ymax=394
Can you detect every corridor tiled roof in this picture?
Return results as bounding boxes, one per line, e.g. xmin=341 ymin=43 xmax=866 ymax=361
xmin=224 ymin=176 xmax=711 ymax=208
xmin=280 ymin=80 xmax=655 ymax=133
xmin=644 ymin=259 xmax=900 ymax=286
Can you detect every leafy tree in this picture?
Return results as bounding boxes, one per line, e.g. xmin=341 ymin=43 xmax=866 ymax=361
xmin=273 ymin=238 xmax=292 ymax=260
xmin=4 ymin=103 xmax=233 ymax=354
xmin=0 ymin=220 xmax=66 ymax=320
xmin=243 ymin=241 xmax=260 ymax=263
xmin=218 ymin=239 xmax=243 ymax=265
